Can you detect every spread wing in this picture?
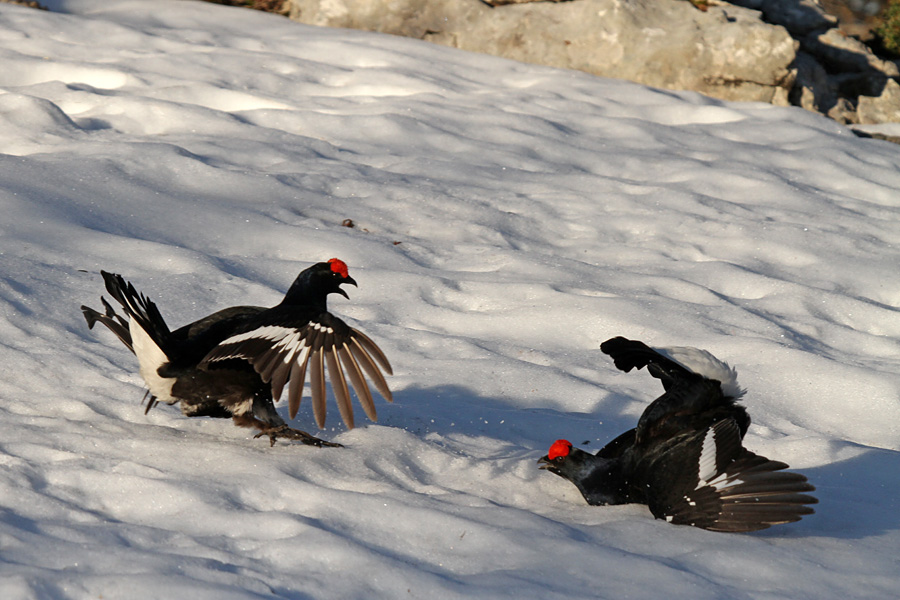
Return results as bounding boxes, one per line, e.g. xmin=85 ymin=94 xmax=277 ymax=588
xmin=600 ymin=336 xmax=693 ymax=391
xmin=199 ymin=314 xmax=392 ymax=429
xmin=601 ymin=336 xmax=745 ymax=399
xmin=633 ymin=374 xmax=732 ymax=446
xmin=601 ymin=336 xmax=750 ymax=441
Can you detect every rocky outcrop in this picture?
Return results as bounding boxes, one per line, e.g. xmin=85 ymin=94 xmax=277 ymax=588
xmin=0 ymin=0 xmax=48 ymax=8
xmin=289 ymin=0 xmax=798 ymax=105
xmin=731 ymin=0 xmax=837 ymax=34
xmin=287 ymin=0 xmax=900 ymax=124
xmin=858 ymin=78 xmax=900 ymax=123
xmin=743 ymin=0 xmax=900 ymax=124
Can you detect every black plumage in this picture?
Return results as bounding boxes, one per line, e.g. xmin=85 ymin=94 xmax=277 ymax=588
xmin=81 ymin=259 xmax=392 ymax=446
xmin=539 ymin=336 xmax=816 ymax=532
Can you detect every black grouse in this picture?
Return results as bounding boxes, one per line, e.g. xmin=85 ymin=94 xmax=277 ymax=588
xmin=81 ymin=259 xmax=392 ymax=447
xmin=539 ymin=336 xmax=816 ymax=532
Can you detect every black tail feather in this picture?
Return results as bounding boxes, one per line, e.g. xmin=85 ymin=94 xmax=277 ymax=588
xmin=99 ymin=270 xmax=172 ymax=358
xmin=81 ymin=296 xmax=134 ymax=352
xmin=83 ymin=272 xmax=165 ymax=411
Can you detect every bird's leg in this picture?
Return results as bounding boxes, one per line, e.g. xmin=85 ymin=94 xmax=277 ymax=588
xmin=253 ymin=424 xmax=343 ymax=448
xmin=235 ymin=395 xmax=343 ymax=447
xmin=233 ymin=412 xmax=343 ymax=448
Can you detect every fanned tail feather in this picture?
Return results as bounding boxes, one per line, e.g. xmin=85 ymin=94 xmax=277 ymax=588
xmin=81 ymin=296 xmax=134 ymax=352
xmin=99 ymin=271 xmax=172 ymax=355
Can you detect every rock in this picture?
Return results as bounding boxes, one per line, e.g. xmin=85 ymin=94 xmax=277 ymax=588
xmin=482 ymin=0 xmax=566 ymax=5
xmin=731 ymin=0 xmax=837 ymax=35
xmin=288 ymin=0 xmax=798 ymax=105
xmin=828 ymin=97 xmax=860 ymax=124
xmin=799 ymin=27 xmax=899 ymax=110
xmin=851 ymin=128 xmax=900 ymax=144
xmin=0 ymin=0 xmax=48 ymax=8
xmin=791 ymin=51 xmax=839 ymax=114
xmin=819 ymin=0 xmax=884 ymax=41
xmin=804 ymin=28 xmax=899 ymax=78
xmin=857 ymin=78 xmax=900 ymax=124
xmin=285 ymin=0 xmax=900 ymax=126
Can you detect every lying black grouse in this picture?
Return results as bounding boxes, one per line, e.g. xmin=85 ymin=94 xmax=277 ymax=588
xmin=539 ymin=336 xmax=816 ymax=532
xmin=81 ymin=259 xmax=392 ymax=447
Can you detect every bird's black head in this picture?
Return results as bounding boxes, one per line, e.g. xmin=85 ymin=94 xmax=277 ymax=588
xmin=538 ymin=439 xmax=623 ymax=506
xmin=538 ymin=439 xmax=586 ymax=479
xmin=282 ymin=258 xmax=358 ymax=308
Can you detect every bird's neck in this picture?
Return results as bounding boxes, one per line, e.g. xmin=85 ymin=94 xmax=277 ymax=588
xmin=281 ymin=277 xmax=329 ymax=310
xmin=577 ymin=457 xmax=632 ymax=506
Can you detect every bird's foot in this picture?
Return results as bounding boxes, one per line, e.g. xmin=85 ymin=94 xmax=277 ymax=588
xmin=254 ymin=425 xmax=343 ymax=448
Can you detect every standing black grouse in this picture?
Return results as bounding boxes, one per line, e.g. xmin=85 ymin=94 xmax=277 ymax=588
xmin=81 ymin=259 xmax=392 ymax=447
xmin=539 ymin=336 xmax=816 ymax=532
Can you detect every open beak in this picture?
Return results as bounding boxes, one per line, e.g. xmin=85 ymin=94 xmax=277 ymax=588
xmin=337 ymin=276 xmax=357 ymax=299
xmin=538 ymin=455 xmax=563 ymax=476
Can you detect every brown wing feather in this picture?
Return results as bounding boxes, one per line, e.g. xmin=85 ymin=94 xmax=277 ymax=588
xmin=349 ymin=337 xmax=393 ymax=402
xmin=326 ymin=346 xmax=354 ymax=429
xmin=351 ymin=328 xmax=393 ymax=375
xmin=310 ymin=347 xmax=326 ymax=428
xmin=339 ymin=344 xmax=377 ymax=421
xmin=287 ymin=346 xmax=311 ymax=419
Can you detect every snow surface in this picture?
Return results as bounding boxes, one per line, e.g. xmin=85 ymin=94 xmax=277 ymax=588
xmin=1 ymin=1 xmax=899 ymax=598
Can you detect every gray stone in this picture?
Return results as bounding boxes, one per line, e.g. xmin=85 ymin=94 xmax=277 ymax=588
xmin=482 ymin=0 xmax=566 ymax=5
xmin=743 ymin=0 xmax=837 ymax=35
xmin=286 ymin=0 xmax=900 ymax=126
xmin=288 ymin=0 xmax=798 ymax=105
xmin=829 ymin=97 xmax=859 ymax=124
xmin=803 ymin=27 xmax=899 ymax=78
xmin=857 ymin=78 xmax=900 ymax=124
xmin=791 ymin=51 xmax=839 ymax=114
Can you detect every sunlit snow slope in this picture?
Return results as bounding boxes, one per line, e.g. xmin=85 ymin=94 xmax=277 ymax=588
xmin=0 ymin=1 xmax=898 ymax=599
